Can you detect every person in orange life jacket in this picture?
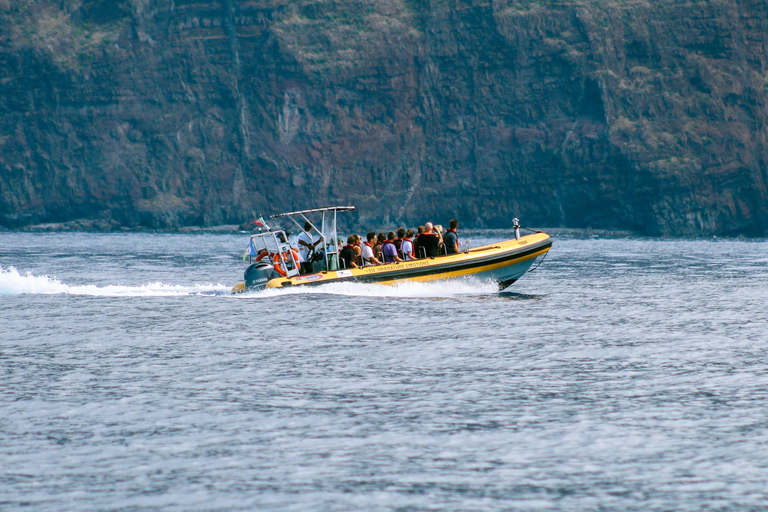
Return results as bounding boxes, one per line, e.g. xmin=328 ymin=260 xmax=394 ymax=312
xmin=401 ymin=228 xmax=416 ymax=260
xmin=418 ymin=222 xmax=441 ymax=258
xmin=340 ymin=235 xmax=359 ymax=269
xmin=381 ymin=231 xmax=404 ymax=263
xmin=443 ymin=218 xmax=459 ymax=254
xmin=361 ymin=231 xmax=382 ymax=266
xmin=298 ymin=221 xmax=321 ymax=274
xmin=394 ymin=228 xmax=405 ymax=257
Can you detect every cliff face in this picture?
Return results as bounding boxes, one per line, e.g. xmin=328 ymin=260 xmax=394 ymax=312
xmin=1 ymin=0 xmax=767 ymax=235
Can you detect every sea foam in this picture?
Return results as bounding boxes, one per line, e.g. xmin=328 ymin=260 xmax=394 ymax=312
xmin=0 ymin=266 xmax=229 ymax=297
xmin=1 ymin=265 xmax=498 ymax=299
xmin=239 ymin=275 xmax=500 ymax=299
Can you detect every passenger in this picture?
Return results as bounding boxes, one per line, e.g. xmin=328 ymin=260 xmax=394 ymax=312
xmin=298 ymin=221 xmax=321 ymax=274
xmin=374 ymin=233 xmax=385 ymax=261
xmin=418 ymin=222 xmax=441 ymax=258
xmin=381 ymin=231 xmax=404 ymax=263
xmin=433 ymin=224 xmax=445 ymax=254
xmin=361 ymin=231 xmax=382 ymax=266
xmin=401 ymin=229 xmax=416 ymax=260
xmin=444 ymin=218 xmax=459 ymax=254
xmin=340 ymin=235 xmax=359 ymax=269
xmin=276 ymin=232 xmax=300 ymax=272
xmin=353 ymin=234 xmax=363 ymax=266
xmin=394 ymin=228 xmax=405 ymax=257
xmin=414 ymin=225 xmax=425 ymax=258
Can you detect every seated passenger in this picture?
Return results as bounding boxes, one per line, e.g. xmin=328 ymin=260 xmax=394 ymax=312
xmin=433 ymin=224 xmax=445 ymax=254
xmin=394 ymin=228 xmax=405 ymax=257
xmin=374 ymin=233 xmax=385 ymax=260
xmin=444 ymin=218 xmax=459 ymax=254
xmin=414 ymin=225 xmax=425 ymax=258
xmin=353 ymin=234 xmax=363 ymax=266
xmin=418 ymin=222 xmax=441 ymax=258
xmin=340 ymin=235 xmax=359 ymax=269
xmin=361 ymin=231 xmax=382 ymax=266
xmin=381 ymin=231 xmax=404 ymax=263
xmin=401 ymin=229 xmax=416 ymax=260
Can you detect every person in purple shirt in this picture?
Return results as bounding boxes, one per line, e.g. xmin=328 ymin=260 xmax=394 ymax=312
xmin=380 ymin=231 xmax=404 ymax=263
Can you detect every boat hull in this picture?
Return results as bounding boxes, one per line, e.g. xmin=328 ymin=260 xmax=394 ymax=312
xmin=233 ymin=232 xmax=552 ymax=293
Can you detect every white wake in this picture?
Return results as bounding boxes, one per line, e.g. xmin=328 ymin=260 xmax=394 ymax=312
xmin=2 ymin=266 xmax=500 ymax=299
xmin=0 ymin=266 xmax=229 ymax=297
xmin=237 ymin=276 xmax=500 ymax=299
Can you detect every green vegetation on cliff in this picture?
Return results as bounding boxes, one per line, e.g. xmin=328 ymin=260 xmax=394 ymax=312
xmin=1 ymin=0 xmax=766 ymax=235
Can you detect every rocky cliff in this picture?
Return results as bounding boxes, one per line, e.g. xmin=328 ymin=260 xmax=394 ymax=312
xmin=1 ymin=0 xmax=767 ymax=235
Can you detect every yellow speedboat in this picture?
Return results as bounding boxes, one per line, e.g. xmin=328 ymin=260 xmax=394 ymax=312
xmin=232 ymin=206 xmax=552 ymax=293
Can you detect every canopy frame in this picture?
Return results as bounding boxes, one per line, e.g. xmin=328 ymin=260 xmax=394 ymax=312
xmin=271 ymin=206 xmax=356 ymax=272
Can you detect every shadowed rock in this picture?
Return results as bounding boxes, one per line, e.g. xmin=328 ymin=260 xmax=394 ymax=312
xmin=0 ymin=0 xmax=766 ymax=236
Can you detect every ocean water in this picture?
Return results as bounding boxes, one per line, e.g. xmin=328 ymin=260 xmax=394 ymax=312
xmin=2 ymin=231 xmax=767 ymax=511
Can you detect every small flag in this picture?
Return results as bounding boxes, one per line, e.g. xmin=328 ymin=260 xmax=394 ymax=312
xmin=243 ymin=240 xmax=258 ymax=261
xmin=251 ymin=216 xmax=266 ymax=227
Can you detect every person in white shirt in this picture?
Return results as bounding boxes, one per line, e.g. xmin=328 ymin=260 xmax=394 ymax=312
xmin=298 ymin=222 xmax=320 ymax=274
xmin=401 ymin=229 xmax=416 ymax=260
xmin=361 ymin=231 xmax=382 ymax=266
xmin=288 ymin=232 xmax=301 ymax=256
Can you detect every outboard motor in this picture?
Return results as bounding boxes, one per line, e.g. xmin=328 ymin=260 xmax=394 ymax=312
xmin=243 ymin=262 xmax=277 ymax=290
xmin=513 ymin=218 xmax=521 ymax=240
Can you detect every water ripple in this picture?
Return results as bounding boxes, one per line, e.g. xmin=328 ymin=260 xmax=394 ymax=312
xmin=1 ymin=232 xmax=768 ymax=511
